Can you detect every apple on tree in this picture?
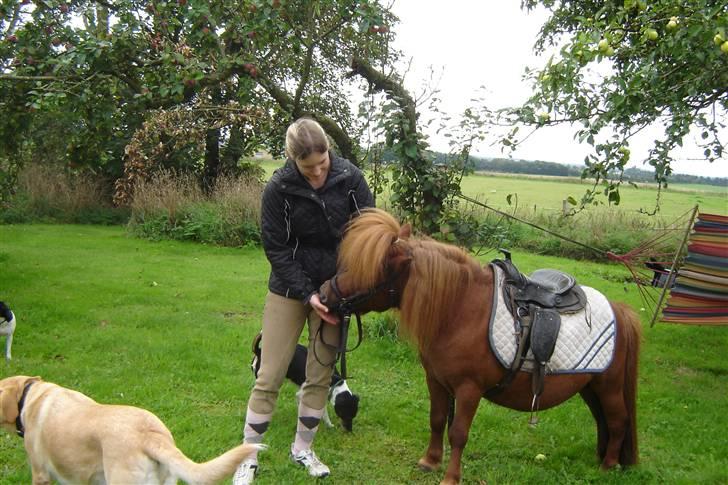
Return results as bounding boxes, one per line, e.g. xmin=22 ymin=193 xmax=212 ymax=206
xmin=618 ymin=146 xmax=630 ymax=160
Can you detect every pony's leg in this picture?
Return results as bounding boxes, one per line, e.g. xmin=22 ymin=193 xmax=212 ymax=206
xmin=442 ymin=383 xmax=481 ymax=485
xmin=595 ymin=390 xmax=628 ymax=469
xmin=417 ymin=372 xmax=449 ymax=472
xmin=592 ymin=303 xmax=641 ymax=469
xmin=579 ymin=387 xmax=608 ymax=462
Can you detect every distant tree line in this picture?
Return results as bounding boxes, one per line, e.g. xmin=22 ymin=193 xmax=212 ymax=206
xmin=423 ymin=151 xmax=726 ymax=188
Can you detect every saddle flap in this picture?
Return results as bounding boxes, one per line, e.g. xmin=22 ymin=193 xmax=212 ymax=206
xmin=530 ymin=308 xmax=561 ymax=364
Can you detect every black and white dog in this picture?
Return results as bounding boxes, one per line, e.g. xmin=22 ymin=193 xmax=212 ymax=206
xmin=0 ymin=301 xmax=16 ymax=361
xmin=250 ymin=332 xmax=359 ymax=431
xmin=645 ymin=259 xmax=671 ymax=288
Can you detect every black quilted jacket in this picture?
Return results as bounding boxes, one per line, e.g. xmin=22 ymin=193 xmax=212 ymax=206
xmin=261 ymin=153 xmax=374 ymax=303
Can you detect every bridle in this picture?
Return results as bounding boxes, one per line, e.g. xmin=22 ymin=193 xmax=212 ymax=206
xmin=316 ymin=267 xmax=404 ymax=379
xmin=327 ymin=270 xmax=401 ymax=315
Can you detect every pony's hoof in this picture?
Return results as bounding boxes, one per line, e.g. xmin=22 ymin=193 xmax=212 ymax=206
xmin=439 ymin=478 xmax=460 ymax=485
xmin=417 ymin=457 xmax=440 ymax=472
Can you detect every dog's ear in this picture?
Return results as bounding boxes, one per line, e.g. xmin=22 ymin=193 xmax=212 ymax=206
xmin=0 ymin=376 xmax=40 ymax=424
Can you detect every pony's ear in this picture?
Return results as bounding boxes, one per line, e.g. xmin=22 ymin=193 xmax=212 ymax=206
xmin=399 ymin=223 xmax=412 ymax=239
xmin=390 ymin=246 xmax=413 ymax=272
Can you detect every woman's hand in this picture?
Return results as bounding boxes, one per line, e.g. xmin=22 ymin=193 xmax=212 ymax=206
xmin=309 ymin=293 xmax=339 ymax=325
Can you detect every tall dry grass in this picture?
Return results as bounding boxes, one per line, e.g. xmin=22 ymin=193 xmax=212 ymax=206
xmin=130 ymin=169 xmax=204 ymax=224
xmin=128 ymin=169 xmax=263 ymax=246
xmin=19 ymin=164 xmax=110 ymax=213
xmin=210 ymin=172 xmax=262 ymax=229
xmin=1 ymin=163 xmax=127 ymax=224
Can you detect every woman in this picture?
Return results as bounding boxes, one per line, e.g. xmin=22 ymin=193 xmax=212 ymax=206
xmin=233 ymin=118 xmax=374 ymax=484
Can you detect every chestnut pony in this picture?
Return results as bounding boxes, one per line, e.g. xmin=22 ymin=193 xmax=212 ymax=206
xmin=319 ymin=209 xmax=641 ymax=485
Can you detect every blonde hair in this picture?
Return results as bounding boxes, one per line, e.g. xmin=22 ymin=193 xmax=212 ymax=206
xmin=285 ymin=118 xmax=330 ymax=161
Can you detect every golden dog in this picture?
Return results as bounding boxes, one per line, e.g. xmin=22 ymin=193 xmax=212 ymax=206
xmin=0 ymin=376 xmax=260 ymax=484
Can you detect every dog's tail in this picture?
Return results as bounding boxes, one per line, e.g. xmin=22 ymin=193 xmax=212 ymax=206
xmin=144 ymin=433 xmax=262 ymax=485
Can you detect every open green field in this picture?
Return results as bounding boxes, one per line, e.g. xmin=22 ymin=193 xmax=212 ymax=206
xmin=1 ymin=224 xmax=727 ymax=484
xmin=460 ymin=172 xmax=726 ymax=219
xmin=259 ymin=160 xmax=726 ymax=219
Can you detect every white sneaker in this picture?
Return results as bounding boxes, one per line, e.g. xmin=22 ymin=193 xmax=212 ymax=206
xmin=290 ymin=446 xmax=330 ymax=478
xmin=232 ymin=458 xmax=258 ymax=485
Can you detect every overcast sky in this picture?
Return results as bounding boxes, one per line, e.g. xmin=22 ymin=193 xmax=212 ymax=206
xmin=389 ymin=1 xmax=727 ymax=178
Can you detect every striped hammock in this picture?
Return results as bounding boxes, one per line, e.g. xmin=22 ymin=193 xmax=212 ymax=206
xmin=661 ymin=213 xmax=728 ymax=325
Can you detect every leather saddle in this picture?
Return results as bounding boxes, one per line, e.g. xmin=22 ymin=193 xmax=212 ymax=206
xmin=494 ymin=256 xmax=587 ymax=315
xmin=486 ymin=251 xmax=589 ymax=418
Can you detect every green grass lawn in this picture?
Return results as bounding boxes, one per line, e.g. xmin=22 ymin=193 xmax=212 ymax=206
xmin=1 ymin=224 xmax=727 ymax=484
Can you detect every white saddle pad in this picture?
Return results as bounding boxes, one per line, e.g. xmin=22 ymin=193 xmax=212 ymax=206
xmin=488 ymin=265 xmax=616 ymax=374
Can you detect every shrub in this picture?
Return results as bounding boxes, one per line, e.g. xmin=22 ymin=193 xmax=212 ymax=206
xmin=434 ymin=198 xmax=522 ymax=254
xmin=511 ymin=207 xmax=671 ymax=260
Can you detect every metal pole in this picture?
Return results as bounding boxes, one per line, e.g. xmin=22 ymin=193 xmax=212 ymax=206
xmin=650 ymin=205 xmax=699 ymax=327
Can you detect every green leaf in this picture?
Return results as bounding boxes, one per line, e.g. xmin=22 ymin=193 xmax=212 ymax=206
xmin=404 ymin=143 xmax=418 ymax=159
xmin=608 ymin=190 xmax=620 ymax=204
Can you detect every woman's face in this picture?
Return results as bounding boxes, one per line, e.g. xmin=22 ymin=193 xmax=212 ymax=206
xmin=295 ymin=151 xmax=330 ymax=189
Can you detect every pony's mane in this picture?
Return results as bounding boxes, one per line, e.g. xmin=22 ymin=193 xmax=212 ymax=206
xmin=400 ymin=238 xmax=483 ymax=351
xmin=338 ymin=208 xmax=400 ymax=288
xmin=338 ymin=208 xmax=486 ymax=352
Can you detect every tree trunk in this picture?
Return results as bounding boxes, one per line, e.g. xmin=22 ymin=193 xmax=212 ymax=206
xmin=222 ymin=126 xmax=244 ymax=170
xmin=203 ymin=127 xmax=220 ymax=193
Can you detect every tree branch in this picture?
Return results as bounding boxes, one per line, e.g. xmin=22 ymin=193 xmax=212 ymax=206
xmin=349 ymin=55 xmax=417 ymax=138
xmin=252 ymin=70 xmax=358 ymax=165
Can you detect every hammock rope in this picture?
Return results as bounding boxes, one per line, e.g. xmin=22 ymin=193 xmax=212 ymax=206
xmin=455 ymin=193 xmax=700 ymax=318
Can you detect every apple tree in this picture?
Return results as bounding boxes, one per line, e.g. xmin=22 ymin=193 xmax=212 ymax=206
xmin=504 ymin=0 xmax=727 ymax=211
xmin=0 ymin=0 xmax=397 ymax=202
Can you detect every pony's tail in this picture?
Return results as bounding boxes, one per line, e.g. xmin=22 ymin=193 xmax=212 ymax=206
xmin=614 ymin=302 xmax=641 ymax=466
